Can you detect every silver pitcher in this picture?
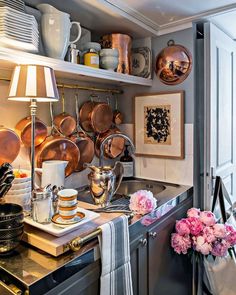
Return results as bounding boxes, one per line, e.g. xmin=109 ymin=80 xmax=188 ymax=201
xmin=86 ymin=162 xmax=124 ymax=207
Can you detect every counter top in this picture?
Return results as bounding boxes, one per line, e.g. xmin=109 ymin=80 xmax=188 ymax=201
xmin=0 ymin=178 xmax=193 ymax=293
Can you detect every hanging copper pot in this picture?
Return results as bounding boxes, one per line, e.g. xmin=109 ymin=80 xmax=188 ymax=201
xmin=95 ymin=127 xmax=125 ymax=159
xmin=79 ymin=100 xmax=113 ymax=133
xmin=70 ymin=94 xmax=95 ymax=172
xmin=0 ymin=127 xmax=20 ymax=165
xmin=155 ymin=40 xmax=192 ymax=85
xmin=15 ymin=116 xmax=48 ymax=147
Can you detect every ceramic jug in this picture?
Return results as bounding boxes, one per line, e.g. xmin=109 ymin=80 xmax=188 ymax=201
xmin=37 ymin=4 xmax=82 ymax=59
xmin=85 ymin=162 xmax=124 ymax=207
xmin=35 ymin=160 xmax=68 ymax=188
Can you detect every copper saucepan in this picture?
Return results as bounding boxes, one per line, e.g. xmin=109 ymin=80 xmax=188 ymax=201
xmin=79 ymin=97 xmax=113 ymax=133
xmin=35 ymin=103 xmax=80 ymax=177
xmin=70 ymin=94 xmax=95 ymax=172
xmin=53 ymin=90 xmax=76 ymax=137
xmin=15 ymin=116 xmax=48 ymax=147
xmin=95 ymin=126 xmax=125 ymax=159
xmin=113 ymin=96 xmax=123 ymax=125
xmin=0 ymin=126 xmax=21 ymax=165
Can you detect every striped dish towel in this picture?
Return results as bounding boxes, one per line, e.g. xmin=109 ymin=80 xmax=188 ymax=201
xmin=98 ymin=215 xmax=133 ymax=295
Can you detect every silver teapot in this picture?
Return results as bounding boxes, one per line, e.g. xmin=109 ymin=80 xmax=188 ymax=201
xmin=85 ymin=162 xmax=124 ymax=207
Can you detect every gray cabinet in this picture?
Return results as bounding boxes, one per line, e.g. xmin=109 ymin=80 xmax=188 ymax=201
xmin=130 ymin=196 xmax=193 ymax=295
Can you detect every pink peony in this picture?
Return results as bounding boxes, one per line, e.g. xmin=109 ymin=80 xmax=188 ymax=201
xmin=213 ymin=224 xmax=227 ymax=239
xmin=199 ymin=211 xmax=216 ymax=226
xmin=202 ymin=226 xmax=216 ymax=243
xmin=225 ymin=224 xmax=236 ymax=246
xmin=129 ymin=190 xmax=157 ymax=215
xmin=171 ymin=233 xmax=191 ymax=254
xmin=175 ymin=219 xmax=190 ymax=236
xmin=187 ymin=208 xmax=200 ymax=218
xmin=187 ymin=217 xmax=204 ymax=236
xmin=194 ymin=236 xmax=212 ymax=255
xmin=211 ymin=240 xmax=230 ymax=257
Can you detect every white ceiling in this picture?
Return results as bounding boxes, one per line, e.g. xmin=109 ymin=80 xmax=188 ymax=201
xmin=25 ymin=0 xmax=236 ymax=38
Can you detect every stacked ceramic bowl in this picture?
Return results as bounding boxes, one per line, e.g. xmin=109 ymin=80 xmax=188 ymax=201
xmin=5 ymin=170 xmax=31 ymax=210
xmin=0 ymin=203 xmax=24 ymax=254
xmin=100 ymin=48 xmax=119 ymax=71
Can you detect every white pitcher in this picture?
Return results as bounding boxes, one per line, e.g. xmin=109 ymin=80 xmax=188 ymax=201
xmin=35 ymin=160 xmax=68 ymax=188
xmin=37 ymin=4 xmax=82 ymax=59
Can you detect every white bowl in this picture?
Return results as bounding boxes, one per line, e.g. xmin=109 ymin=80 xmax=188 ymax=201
xmin=7 ymin=186 xmax=31 ymax=195
xmin=100 ymin=56 xmax=119 ymax=71
xmin=11 ymin=181 xmax=31 ymax=190
xmin=13 ymin=169 xmax=31 ymax=183
xmin=100 ymin=48 xmax=119 ymax=57
xmin=5 ymin=193 xmax=31 ymax=210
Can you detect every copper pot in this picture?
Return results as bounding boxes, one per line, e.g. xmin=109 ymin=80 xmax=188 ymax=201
xmin=0 ymin=127 xmax=20 ymax=165
xmin=79 ymin=100 xmax=113 ymax=133
xmin=95 ymin=127 xmax=125 ymax=159
xmin=15 ymin=116 xmax=47 ymax=147
xmin=70 ymin=94 xmax=95 ymax=172
xmin=155 ymin=40 xmax=192 ymax=85
xmin=35 ymin=135 xmax=80 ymax=177
xmin=53 ymin=112 xmax=76 ymax=137
xmin=100 ymin=34 xmax=132 ymax=74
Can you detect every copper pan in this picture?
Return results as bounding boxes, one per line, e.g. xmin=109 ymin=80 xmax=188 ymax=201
xmin=70 ymin=94 xmax=95 ymax=172
xmin=35 ymin=104 xmax=80 ymax=177
xmin=0 ymin=126 xmax=20 ymax=165
xmin=113 ymin=96 xmax=123 ymax=125
xmin=155 ymin=39 xmax=192 ymax=85
xmin=79 ymin=98 xmax=113 ymax=133
xmin=15 ymin=116 xmax=47 ymax=147
xmin=95 ymin=126 xmax=125 ymax=159
xmin=53 ymin=90 xmax=76 ymax=136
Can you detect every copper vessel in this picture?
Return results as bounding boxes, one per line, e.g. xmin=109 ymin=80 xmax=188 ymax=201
xmin=100 ymin=34 xmax=132 ymax=74
xmin=0 ymin=127 xmax=20 ymax=165
xmin=15 ymin=116 xmax=47 ymax=147
xmin=70 ymin=94 xmax=95 ymax=172
xmin=79 ymin=101 xmax=113 ymax=133
xmin=53 ymin=112 xmax=76 ymax=137
xmin=155 ymin=40 xmax=192 ymax=85
xmin=95 ymin=127 xmax=125 ymax=159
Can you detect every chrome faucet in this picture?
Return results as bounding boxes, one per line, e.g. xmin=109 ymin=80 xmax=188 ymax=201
xmin=99 ymin=133 xmax=135 ymax=166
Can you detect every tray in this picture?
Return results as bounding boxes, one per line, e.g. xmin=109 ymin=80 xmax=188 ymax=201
xmin=24 ymin=207 xmax=100 ymax=237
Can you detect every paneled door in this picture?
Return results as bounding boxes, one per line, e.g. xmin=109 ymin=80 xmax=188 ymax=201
xmin=203 ymin=22 xmax=236 ymax=209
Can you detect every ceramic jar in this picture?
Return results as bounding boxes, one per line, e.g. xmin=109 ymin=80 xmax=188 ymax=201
xmin=100 ymin=48 xmax=119 ymax=71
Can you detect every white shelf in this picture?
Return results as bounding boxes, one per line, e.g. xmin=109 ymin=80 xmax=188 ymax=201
xmin=0 ymin=47 xmax=152 ymax=87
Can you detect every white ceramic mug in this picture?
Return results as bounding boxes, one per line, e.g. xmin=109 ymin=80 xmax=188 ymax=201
xmin=37 ymin=4 xmax=82 ymax=59
xmin=35 ymin=160 xmax=68 ymax=188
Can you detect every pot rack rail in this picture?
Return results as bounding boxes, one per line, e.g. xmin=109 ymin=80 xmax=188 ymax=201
xmin=0 ymin=78 xmax=123 ymax=94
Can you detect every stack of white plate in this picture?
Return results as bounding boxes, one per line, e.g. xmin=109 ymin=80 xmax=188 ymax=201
xmin=0 ymin=0 xmax=25 ymax=12
xmin=5 ymin=170 xmax=31 ymax=210
xmin=0 ymin=6 xmax=39 ymax=52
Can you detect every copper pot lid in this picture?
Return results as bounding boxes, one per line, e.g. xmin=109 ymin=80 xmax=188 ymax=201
xmin=155 ymin=40 xmax=192 ymax=85
xmin=0 ymin=127 xmax=20 ymax=165
xmin=36 ymin=136 xmax=80 ymax=177
xmin=15 ymin=117 xmax=48 ymax=147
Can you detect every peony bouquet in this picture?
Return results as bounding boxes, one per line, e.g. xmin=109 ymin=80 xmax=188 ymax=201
xmin=171 ymin=208 xmax=236 ymax=257
xmin=129 ymin=190 xmax=157 ymax=215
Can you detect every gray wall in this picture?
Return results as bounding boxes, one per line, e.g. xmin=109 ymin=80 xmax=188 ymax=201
xmin=119 ymin=28 xmax=194 ymax=124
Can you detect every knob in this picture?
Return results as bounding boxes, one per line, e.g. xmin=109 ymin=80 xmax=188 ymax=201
xmin=139 ymin=238 xmax=147 ymax=246
xmin=149 ymin=231 xmax=157 ymax=239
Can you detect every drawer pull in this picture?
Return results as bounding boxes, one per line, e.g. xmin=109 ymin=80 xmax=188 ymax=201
xmin=139 ymin=238 xmax=147 ymax=247
xmin=149 ymin=231 xmax=157 ymax=239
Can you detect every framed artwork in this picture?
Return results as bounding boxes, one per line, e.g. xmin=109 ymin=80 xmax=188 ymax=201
xmin=134 ymin=91 xmax=184 ymax=159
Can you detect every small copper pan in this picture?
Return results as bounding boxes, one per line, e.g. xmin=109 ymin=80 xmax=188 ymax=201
xmin=70 ymin=94 xmax=95 ymax=172
xmin=35 ymin=103 xmax=80 ymax=177
xmin=15 ymin=116 xmax=48 ymax=147
xmin=79 ymin=98 xmax=113 ymax=133
xmin=113 ymin=96 xmax=123 ymax=125
xmin=95 ymin=127 xmax=125 ymax=159
xmin=53 ymin=90 xmax=76 ymax=136
xmin=0 ymin=126 xmax=20 ymax=165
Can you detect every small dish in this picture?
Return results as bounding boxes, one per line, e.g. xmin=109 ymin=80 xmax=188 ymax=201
xmin=131 ymin=47 xmax=151 ymax=78
xmin=51 ymin=211 xmax=85 ymax=226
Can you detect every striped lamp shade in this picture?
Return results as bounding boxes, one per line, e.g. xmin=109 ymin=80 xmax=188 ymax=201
xmin=8 ymin=65 xmax=59 ymax=102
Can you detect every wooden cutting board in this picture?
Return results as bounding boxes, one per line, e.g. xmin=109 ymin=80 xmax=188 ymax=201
xmin=22 ymin=201 xmax=122 ymax=257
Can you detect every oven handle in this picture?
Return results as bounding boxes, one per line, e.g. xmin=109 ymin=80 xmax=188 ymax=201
xmin=0 ymin=280 xmax=23 ymax=295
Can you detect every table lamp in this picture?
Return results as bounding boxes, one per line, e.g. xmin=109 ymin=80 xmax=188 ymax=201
xmin=8 ymin=65 xmax=59 ymax=191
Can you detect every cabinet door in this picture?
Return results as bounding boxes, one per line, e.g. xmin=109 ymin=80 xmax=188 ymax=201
xmin=130 ymin=233 xmax=148 ymax=295
xmin=148 ymin=198 xmax=192 ymax=295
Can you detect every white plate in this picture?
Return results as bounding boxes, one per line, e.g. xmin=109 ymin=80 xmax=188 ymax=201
xmin=11 ymin=181 xmax=31 ymax=190
xmin=0 ymin=19 xmax=38 ymax=32
xmin=8 ymin=186 xmax=31 ymax=195
xmin=131 ymin=47 xmax=152 ymax=78
xmin=24 ymin=207 xmax=100 ymax=237
xmin=0 ymin=29 xmax=39 ymax=41
xmin=0 ymin=22 xmax=39 ymax=34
